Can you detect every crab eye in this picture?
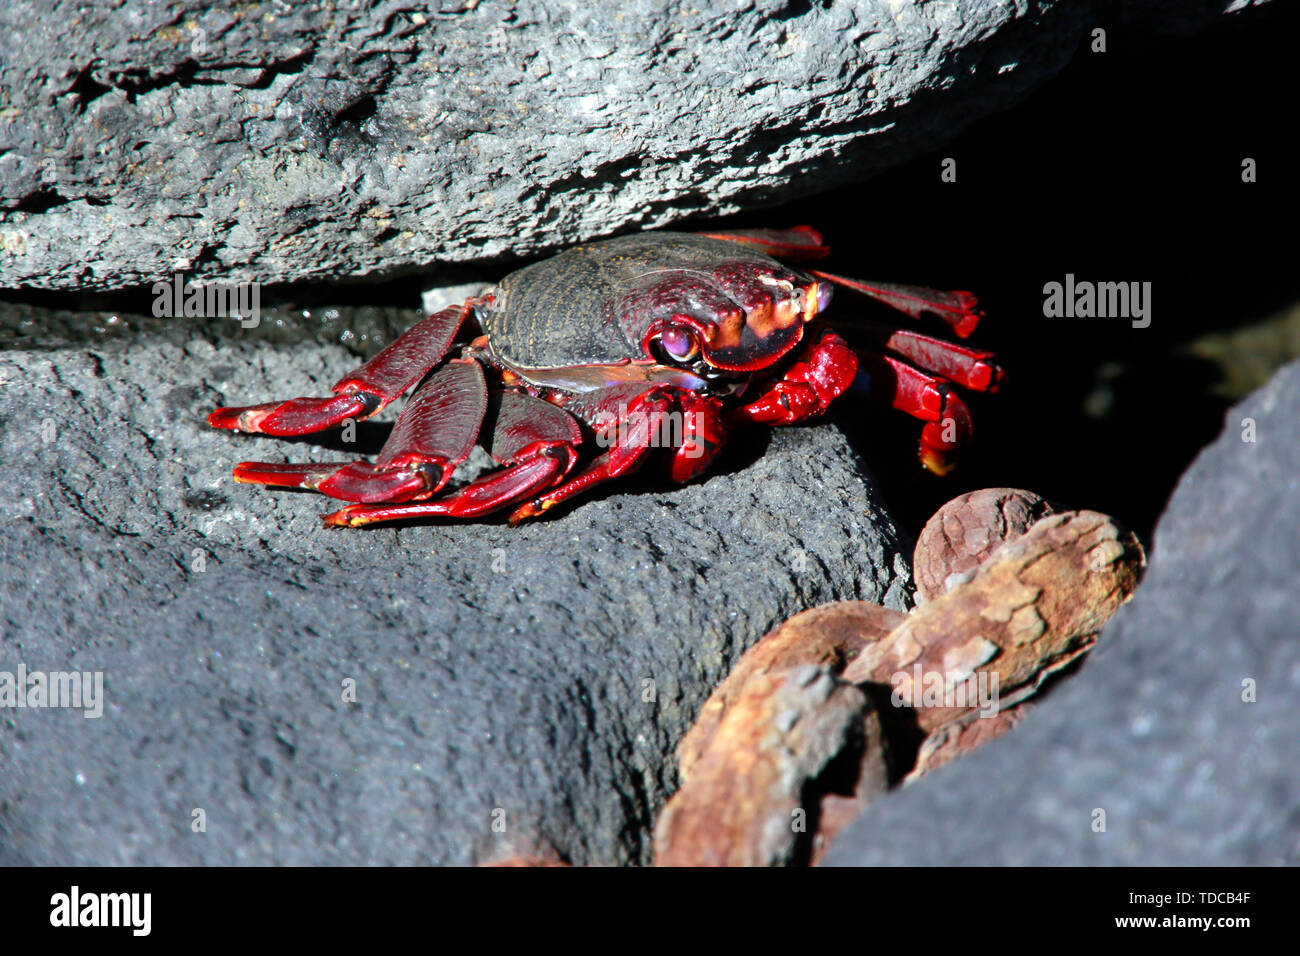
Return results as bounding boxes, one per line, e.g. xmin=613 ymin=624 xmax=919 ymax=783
xmin=658 ymin=325 xmax=700 ymax=362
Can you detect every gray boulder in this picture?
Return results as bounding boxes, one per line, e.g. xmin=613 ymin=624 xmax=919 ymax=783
xmin=823 ymin=358 xmax=1300 ymax=866
xmin=0 ymin=0 xmax=1269 ymax=291
xmin=0 ymin=303 xmax=910 ymax=865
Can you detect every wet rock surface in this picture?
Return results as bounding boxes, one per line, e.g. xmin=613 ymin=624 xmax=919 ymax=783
xmin=0 ymin=0 xmax=1267 ymax=290
xmin=823 ymin=358 xmax=1300 ymax=866
xmin=0 ymin=308 xmax=910 ymax=865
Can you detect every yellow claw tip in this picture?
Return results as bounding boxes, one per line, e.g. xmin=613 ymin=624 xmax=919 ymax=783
xmin=919 ymin=449 xmax=958 ymax=477
xmin=508 ymin=500 xmax=549 ymax=525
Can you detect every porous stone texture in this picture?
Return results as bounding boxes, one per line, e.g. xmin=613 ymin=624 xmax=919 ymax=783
xmin=823 ymin=358 xmax=1300 ymax=866
xmin=0 ymin=0 xmax=1269 ymax=290
xmin=0 ymin=304 xmax=910 ymax=865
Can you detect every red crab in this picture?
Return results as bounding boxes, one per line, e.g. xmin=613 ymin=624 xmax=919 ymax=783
xmin=208 ymin=227 xmax=1003 ymax=526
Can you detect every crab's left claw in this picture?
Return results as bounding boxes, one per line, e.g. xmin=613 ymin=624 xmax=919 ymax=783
xmin=729 ymin=331 xmax=858 ymax=426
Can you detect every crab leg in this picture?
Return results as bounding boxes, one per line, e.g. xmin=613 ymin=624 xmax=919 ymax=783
xmin=232 ymin=358 xmax=488 ymax=503
xmin=695 ymin=226 xmax=831 ymax=262
xmin=507 ymin=384 xmax=724 ymax=524
xmin=809 ymin=272 xmax=983 ymax=339
xmin=323 ymin=390 xmax=583 ymax=525
xmin=208 ymin=298 xmax=478 ymax=435
xmin=834 ymin=321 xmax=1004 ymax=393
xmin=855 ymin=350 xmax=975 ymax=476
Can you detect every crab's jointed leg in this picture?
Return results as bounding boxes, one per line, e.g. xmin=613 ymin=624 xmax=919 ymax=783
xmin=232 ymin=358 xmax=488 ymax=503
xmin=323 ymin=390 xmax=583 ymax=526
xmin=854 ymin=350 xmax=976 ymax=476
xmin=811 ymin=271 xmax=984 ymax=339
xmin=695 ymin=225 xmax=832 ymax=262
xmin=508 ymin=384 xmax=726 ymax=524
xmin=838 ymin=322 xmax=1004 ymax=394
xmin=208 ymin=299 xmax=478 ymax=435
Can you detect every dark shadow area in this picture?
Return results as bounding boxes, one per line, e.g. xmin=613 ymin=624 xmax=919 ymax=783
xmin=858 ymin=682 xmax=928 ymax=784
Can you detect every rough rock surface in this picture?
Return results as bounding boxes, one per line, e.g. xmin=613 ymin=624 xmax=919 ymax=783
xmin=823 ymin=358 xmax=1300 ymax=866
xmin=0 ymin=305 xmax=910 ymax=865
xmin=0 ymin=0 xmax=1269 ymax=290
